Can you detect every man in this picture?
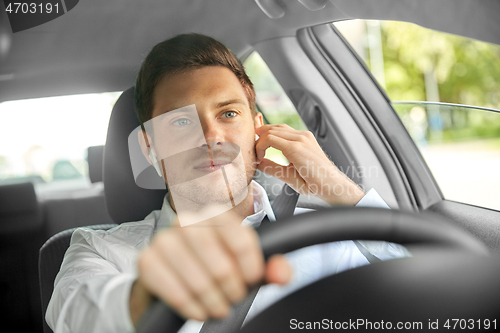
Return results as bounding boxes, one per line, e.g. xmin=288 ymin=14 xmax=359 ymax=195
xmin=46 ymin=33 xmax=408 ymax=333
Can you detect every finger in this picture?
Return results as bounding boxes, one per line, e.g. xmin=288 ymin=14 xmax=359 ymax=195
xmin=265 ymin=254 xmax=293 ymax=285
xmin=182 ymin=226 xmax=247 ymax=304
xmin=255 ymin=126 xmax=303 ymax=155
xmin=155 ymin=231 xmax=231 ymax=319
xmin=257 ymin=158 xmax=304 ymax=190
xmin=255 ymin=129 xmax=315 ymax=163
xmin=255 ymin=132 xmax=291 ymax=162
xmin=255 ymin=124 xmax=294 ymax=136
xmin=137 ymin=248 xmax=208 ymax=321
xmin=216 ymin=224 xmax=265 ymax=286
xmin=257 ymin=126 xmax=302 ymax=140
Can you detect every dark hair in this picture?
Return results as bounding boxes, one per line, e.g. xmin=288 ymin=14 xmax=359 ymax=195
xmin=135 ymin=33 xmax=256 ymax=126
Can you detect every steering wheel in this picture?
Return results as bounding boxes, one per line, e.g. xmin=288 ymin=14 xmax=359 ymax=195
xmin=137 ymin=206 xmax=493 ymax=333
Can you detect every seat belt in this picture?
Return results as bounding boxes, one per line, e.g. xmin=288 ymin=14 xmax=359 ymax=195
xmin=270 ymin=183 xmax=300 ymax=220
xmin=199 ymin=183 xmax=299 ymax=333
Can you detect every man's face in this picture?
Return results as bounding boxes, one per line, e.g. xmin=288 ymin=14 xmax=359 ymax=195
xmin=147 ymin=66 xmax=262 ymax=210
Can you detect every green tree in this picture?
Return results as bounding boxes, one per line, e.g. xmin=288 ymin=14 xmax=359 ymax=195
xmin=379 ymin=21 xmax=500 ymax=109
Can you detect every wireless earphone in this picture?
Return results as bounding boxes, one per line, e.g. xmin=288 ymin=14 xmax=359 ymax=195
xmin=148 ymin=148 xmax=163 ymax=177
xmin=255 ymin=134 xmax=259 ymax=141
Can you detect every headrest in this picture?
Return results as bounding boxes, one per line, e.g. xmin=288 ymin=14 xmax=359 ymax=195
xmin=103 ymin=87 xmax=166 ymax=224
xmin=87 ymin=145 xmax=104 ymax=183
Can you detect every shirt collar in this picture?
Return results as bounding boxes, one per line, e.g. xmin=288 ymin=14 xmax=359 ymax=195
xmin=154 ymin=180 xmax=276 ymax=232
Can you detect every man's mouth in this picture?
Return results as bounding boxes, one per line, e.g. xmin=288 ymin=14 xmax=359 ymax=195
xmin=193 ymin=159 xmax=231 ymax=173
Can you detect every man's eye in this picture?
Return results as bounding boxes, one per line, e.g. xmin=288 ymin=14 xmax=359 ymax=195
xmin=172 ymin=118 xmax=191 ymax=126
xmin=221 ymin=111 xmax=237 ymax=118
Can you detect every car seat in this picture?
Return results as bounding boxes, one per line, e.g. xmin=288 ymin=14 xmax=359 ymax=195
xmin=38 ymin=87 xmax=165 ymax=333
xmin=1 ymin=182 xmax=44 ymax=332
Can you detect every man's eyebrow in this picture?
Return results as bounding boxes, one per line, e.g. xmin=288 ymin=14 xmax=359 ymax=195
xmin=158 ymin=104 xmax=196 ymax=116
xmin=216 ymin=99 xmax=247 ymax=108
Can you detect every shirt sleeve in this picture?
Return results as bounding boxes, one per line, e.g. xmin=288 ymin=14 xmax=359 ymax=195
xmin=354 ymin=188 xmax=411 ymax=259
xmin=355 ymin=188 xmax=390 ymax=209
xmin=45 ymin=228 xmax=137 ymax=333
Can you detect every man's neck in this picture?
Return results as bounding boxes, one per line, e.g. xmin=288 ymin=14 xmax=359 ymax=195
xmin=168 ymin=182 xmax=256 ymax=223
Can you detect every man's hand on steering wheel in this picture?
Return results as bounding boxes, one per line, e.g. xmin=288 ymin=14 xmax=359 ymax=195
xmin=130 ymin=211 xmax=292 ymax=326
xmin=255 ymin=124 xmax=365 ymax=206
xmin=137 ymin=207 xmax=489 ymax=333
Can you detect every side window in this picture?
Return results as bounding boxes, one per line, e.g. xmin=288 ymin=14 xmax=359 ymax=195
xmin=244 ymin=51 xmax=307 ymax=165
xmin=335 ymin=20 xmax=500 ymax=211
xmin=0 ymin=92 xmax=121 ymax=194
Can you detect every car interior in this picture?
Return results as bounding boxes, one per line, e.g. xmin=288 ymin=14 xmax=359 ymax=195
xmin=1 ymin=0 xmax=500 ymax=332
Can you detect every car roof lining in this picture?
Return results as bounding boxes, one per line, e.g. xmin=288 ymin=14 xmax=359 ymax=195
xmin=1 ymin=0 xmax=499 ymax=102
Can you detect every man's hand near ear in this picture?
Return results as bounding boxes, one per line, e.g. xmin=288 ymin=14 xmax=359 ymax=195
xmin=255 ymin=124 xmax=365 ymax=206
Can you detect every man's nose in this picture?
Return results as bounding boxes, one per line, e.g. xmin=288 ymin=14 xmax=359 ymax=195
xmin=200 ymin=121 xmax=223 ymax=148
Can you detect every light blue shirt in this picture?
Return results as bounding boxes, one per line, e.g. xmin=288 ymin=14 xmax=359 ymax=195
xmin=46 ymin=180 xmax=409 ymax=333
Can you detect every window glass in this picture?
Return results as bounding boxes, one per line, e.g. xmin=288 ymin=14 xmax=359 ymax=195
xmin=394 ymin=102 xmax=500 ymax=210
xmin=244 ymin=51 xmax=307 ymax=165
xmin=335 ymin=20 xmax=500 ymax=210
xmin=0 ymin=92 xmax=121 ymax=193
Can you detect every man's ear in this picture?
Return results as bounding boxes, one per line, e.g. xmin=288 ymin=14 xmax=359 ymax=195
xmin=138 ymin=130 xmax=153 ymax=164
xmin=254 ymin=112 xmax=264 ymax=129
xmin=138 ymin=130 xmax=163 ymax=178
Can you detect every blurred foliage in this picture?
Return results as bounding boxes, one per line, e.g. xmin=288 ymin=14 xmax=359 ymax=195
xmin=352 ymin=21 xmax=500 ymax=144
xmin=379 ymin=21 xmax=500 ymax=109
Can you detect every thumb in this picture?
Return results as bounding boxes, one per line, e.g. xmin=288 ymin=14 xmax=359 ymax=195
xmin=265 ymin=254 xmax=293 ymax=285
